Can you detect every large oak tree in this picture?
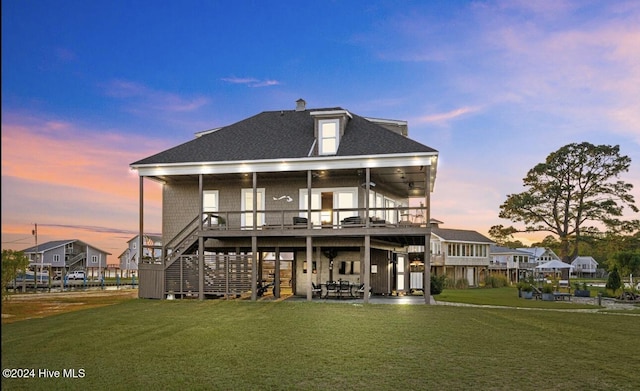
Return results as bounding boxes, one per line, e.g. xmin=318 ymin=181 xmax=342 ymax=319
xmin=492 ymin=142 xmax=639 ymax=262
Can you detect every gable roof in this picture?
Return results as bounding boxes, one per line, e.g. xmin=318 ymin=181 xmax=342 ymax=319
xmin=490 ymin=245 xmax=532 ymax=255
xmin=516 ymin=247 xmax=560 ymax=259
xmin=132 ymin=108 xmax=436 ymax=166
xmin=21 ymin=239 xmax=112 ymax=255
xmin=571 ymin=256 xmax=598 ymax=265
xmin=431 ymin=228 xmax=494 ymax=244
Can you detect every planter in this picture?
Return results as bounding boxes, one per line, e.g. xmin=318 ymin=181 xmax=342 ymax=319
xmin=574 ymin=290 xmax=590 ymax=298
xmin=542 ymin=293 xmax=555 ymax=301
xmin=521 ymin=291 xmax=534 ymax=299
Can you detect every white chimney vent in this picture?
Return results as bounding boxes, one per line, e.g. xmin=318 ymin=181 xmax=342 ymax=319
xmin=295 ymin=98 xmax=306 ymax=111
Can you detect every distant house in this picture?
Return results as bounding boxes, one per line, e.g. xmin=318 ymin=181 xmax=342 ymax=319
xmin=571 ymin=256 xmax=598 ymax=277
xmin=409 ymin=220 xmax=494 ymax=288
xmin=489 ymin=245 xmax=536 ymax=283
xmin=118 ymin=235 xmax=162 ymax=277
xmin=516 ymin=247 xmax=561 ymax=266
xmin=21 ymin=239 xmax=110 ymax=278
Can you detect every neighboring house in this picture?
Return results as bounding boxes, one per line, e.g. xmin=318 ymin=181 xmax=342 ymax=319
xmin=130 ymin=99 xmax=439 ymax=301
xmin=571 ymin=256 xmax=598 ymax=277
xmin=489 ymin=245 xmax=536 ymax=283
xmin=516 ymin=247 xmax=561 ymax=266
xmin=21 ymin=239 xmax=110 ymax=278
xmin=118 ymin=234 xmax=162 ymax=277
xmin=408 ymin=220 xmax=494 ymax=288
xmin=517 ymin=247 xmax=572 ymax=280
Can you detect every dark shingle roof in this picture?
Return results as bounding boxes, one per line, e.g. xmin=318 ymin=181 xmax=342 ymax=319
xmin=431 ymin=228 xmax=494 ymax=243
xmin=132 ymin=107 xmax=437 ymax=165
xmin=22 ymin=240 xmax=75 ymax=253
xmin=21 ymin=239 xmax=111 ymax=255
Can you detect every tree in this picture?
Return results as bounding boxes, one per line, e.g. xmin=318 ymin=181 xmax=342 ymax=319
xmin=1 ymin=249 xmax=30 ymax=300
xmin=611 ymin=250 xmax=640 ymax=278
xmin=492 ymin=143 xmax=639 ymax=262
xmin=606 ymin=266 xmax=622 ymax=292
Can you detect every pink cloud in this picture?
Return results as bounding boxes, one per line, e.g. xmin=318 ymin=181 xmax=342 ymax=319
xmin=1 ymin=113 xmax=163 ymax=257
xmin=414 ymin=106 xmax=480 ymax=125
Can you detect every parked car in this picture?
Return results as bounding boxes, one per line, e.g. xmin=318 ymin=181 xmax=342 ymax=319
xmin=67 ymin=271 xmax=86 ymax=280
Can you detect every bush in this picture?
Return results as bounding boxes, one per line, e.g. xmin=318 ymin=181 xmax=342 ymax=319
xmin=606 ymin=266 xmax=622 ymax=291
xmin=430 ymin=274 xmax=446 ymax=295
xmin=484 ymin=275 xmax=509 ymax=288
xmin=542 ymin=284 xmax=554 ymax=294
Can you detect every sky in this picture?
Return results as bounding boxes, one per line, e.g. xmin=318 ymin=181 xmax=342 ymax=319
xmin=2 ymin=0 xmax=639 ymax=264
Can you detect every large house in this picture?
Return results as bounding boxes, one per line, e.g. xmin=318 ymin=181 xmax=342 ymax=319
xmin=409 ymin=220 xmax=494 ymax=288
xmin=130 ymin=99 xmax=439 ymax=302
xmin=118 ymin=234 xmax=162 ymax=277
xmin=21 ymin=239 xmax=110 ymax=278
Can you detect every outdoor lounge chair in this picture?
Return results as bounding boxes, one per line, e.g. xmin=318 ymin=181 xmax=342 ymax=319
xmin=293 ymin=217 xmax=308 ymax=227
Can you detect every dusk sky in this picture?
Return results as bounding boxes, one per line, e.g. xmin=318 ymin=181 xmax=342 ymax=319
xmin=2 ymin=0 xmax=639 ymax=263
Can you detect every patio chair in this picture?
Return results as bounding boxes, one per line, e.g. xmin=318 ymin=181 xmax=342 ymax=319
xmin=311 ymin=282 xmax=322 ymax=298
xmin=339 ymin=280 xmax=351 ymax=299
xmin=356 ymin=283 xmax=370 ymax=298
xmin=293 ymin=217 xmax=308 ymax=227
xmin=324 ymin=281 xmax=338 ymax=299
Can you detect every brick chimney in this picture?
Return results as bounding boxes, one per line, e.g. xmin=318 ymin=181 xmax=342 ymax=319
xmin=295 ymin=98 xmax=306 ymax=111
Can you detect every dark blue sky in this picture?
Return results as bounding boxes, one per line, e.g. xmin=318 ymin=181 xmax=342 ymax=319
xmin=2 ymin=0 xmax=639 ymax=256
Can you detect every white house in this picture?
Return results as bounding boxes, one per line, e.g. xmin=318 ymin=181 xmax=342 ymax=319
xmin=489 ymin=245 xmax=536 ymax=283
xmin=571 ymin=256 xmax=598 ymax=277
xmin=516 ymin=247 xmax=561 ymax=266
xmin=118 ymin=234 xmax=162 ymax=277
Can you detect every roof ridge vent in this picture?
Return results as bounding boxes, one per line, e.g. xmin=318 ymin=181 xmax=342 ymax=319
xmin=295 ymin=98 xmax=306 ymax=111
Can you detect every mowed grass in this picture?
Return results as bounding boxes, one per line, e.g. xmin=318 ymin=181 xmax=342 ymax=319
xmin=2 ymin=295 xmax=639 ymax=391
xmin=435 ymin=287 xmax=600 ymax=308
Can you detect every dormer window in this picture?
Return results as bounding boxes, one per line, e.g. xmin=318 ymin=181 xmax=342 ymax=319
xmin=311 ymin=109 xmax=351 ymax=156
xmin=319 ymin=119 xmax=339 ymax=155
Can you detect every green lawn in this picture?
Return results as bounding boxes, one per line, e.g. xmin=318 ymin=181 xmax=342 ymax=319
xmin=2 ymin=296 xmax=639 ymax=391
xmin=435 ymin=287 xmax=601 ymax=308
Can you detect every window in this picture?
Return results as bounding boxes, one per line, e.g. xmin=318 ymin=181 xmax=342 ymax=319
xmin=91 ymin=255 xmax=98 ymax=264
xmin=53 ymin=254 xmax=60 ymax=262
xmin=204 ymin=190 xmax=222 ymax=225
xmin=302 ymin=261 xmax=317 ymax=274
xmin=318 ymin=119 xmax=339 ymax=155
xmin=204 ymin=190 xmax=219 ymax=213
xmin=338 ymin=261 xmax=360 ymax=275
xmin=300 ymin=188 xmax=357 ymax=227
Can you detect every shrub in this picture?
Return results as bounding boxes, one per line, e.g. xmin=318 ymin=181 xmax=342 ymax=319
xmin=430 ymin=274 xmax=446 ymax=295
xmin=542 ymin=284 xmax=554 ymax=294
xmin=455 ymin=279 xmax=469 ymax=289
xmin=519 ymin=283 xmax=533 ymax=292
xmin=606 ymin=266 xmax=622 ymax=291
xmin=484 ymin=275 xmax=509 ymax=288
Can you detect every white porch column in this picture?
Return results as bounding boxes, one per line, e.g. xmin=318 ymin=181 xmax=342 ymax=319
xmin=251 ymin=172 xmax=258 ymax=301
xmin=364 ymin=235 xmax=371 ymax=304
xmin=306 ymin=170 xmax=313 ymax=301
xmin=423 ymin=166 xmax=432 ymax=304
xmin=199 ymin=174 xmax=204 ymax=300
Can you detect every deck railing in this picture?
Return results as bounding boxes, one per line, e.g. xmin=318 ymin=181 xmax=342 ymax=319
xmin=201 ymin=206 xmax=429 ymax=231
